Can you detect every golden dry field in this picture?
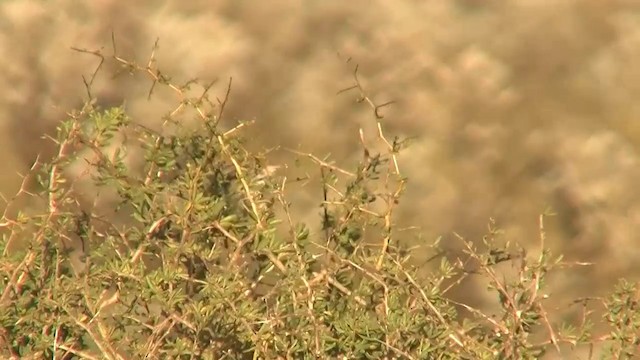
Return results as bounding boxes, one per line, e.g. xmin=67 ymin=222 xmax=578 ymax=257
xmin=2 ymin=0 xmax=639 ymax=322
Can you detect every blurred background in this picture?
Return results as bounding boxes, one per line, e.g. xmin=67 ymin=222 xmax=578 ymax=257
xmin=2 ymin=0 xmax=640 ymax=329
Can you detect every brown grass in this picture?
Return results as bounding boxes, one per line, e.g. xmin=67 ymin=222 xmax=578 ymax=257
xmin=1 ymin=0 xmax=639 ymax=316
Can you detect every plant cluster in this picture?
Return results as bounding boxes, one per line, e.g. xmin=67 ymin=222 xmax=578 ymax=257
xmin=1 ymin=43 xmax=638 ymax=359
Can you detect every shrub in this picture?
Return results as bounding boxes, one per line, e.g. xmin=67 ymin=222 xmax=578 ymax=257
xmin=1 ymin=43 xmax=638 ymax=359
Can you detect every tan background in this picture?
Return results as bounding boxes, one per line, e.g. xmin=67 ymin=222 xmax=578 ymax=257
xmin=1 ymin=0 xmax=639 ymax=320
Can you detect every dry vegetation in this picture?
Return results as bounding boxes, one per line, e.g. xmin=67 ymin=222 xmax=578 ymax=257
xmin=1 ymin=0 xmax=640 ymax=347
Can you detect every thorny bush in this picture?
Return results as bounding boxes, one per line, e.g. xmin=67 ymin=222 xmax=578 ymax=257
xmin=0 ymin=43 xmax=638 ymax=359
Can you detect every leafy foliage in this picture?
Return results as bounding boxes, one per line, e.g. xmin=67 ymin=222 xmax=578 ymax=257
xmin=0 ymin=46 xmax=638 ymax=359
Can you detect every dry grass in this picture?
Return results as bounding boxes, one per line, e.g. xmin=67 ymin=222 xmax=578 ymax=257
xmin=1 ymin=0 xmax=639 ymax=317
